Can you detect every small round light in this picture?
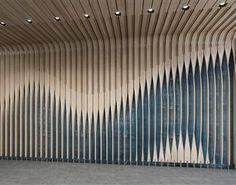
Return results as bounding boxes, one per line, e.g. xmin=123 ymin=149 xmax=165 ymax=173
xmin=0 ymin=21 xmax=6 ymax=26
xmin=26 ymin=19 xmax=32 ymax=24
xmin=55 ymin=16 xmax=60 ymax=21
xmin=219 ymin=2 xmax=227 ymax=7
xmin=182 ymin=5 xmax=190 ymax=11
xmin=147 ymin=8 xmax=154 ymax=13
xmin=115 ymin=11 xmax=121 ymax=16
xmin=84 ymin=14 xmax=90 ymax=18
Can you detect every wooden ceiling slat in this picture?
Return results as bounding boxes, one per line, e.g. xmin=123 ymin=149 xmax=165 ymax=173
xmin=0 ymin=0 xmax=235 ymax=53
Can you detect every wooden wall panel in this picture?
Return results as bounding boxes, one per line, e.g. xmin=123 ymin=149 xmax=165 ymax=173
xmin=0 ymin=39 xmax=234 ymax=169
xmin=0 ymin=0 xmax=235 ymax=169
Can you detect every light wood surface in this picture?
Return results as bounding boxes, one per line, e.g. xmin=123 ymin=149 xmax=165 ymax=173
xmin=0 ymin=0 xmax=235 ymax=168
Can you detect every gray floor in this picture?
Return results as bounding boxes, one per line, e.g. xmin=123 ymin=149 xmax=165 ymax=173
xmin=0 ymin=160 xmax=235 ymax=185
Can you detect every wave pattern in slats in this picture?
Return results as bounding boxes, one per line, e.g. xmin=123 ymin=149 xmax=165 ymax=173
xmin=0 ymin=0 xmax=235 ymax=170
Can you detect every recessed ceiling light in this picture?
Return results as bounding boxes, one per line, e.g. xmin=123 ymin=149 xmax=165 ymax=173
xmin=26 ymin=19 xmax=32 ymax=24
xmin=55 ymin=16 xmax=60 ymax=21
xmin=147 ymin=8 xmax=154 ymax=13
xmin=84 ymin=14 xmax=90 ymax=18
xmin=115 ymin=11 xmax=121 ymax=16
xmin=0 ymin=21 xmax=6 ymax=26
xmin=219 ymin=2 xmax=227 ymax=7
xmin=182 ymin=5 xmax=190 ymax=11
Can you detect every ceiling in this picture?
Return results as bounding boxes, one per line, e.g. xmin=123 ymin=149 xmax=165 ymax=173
xmin=0 ymin=0 xmax=235 ymax=48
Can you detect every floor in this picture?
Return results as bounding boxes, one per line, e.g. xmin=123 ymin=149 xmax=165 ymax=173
xmin=0 ymin=160 xmax=235 ymax=185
